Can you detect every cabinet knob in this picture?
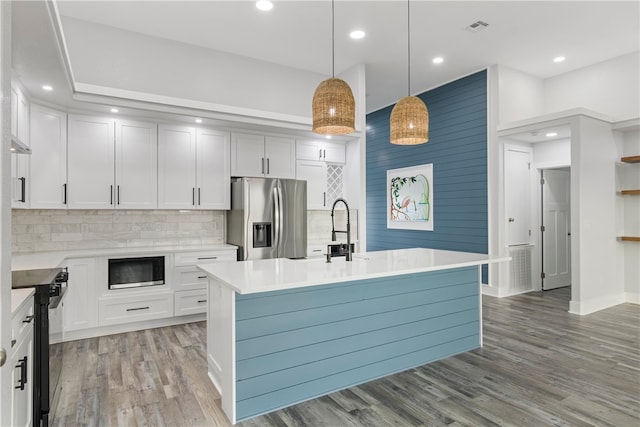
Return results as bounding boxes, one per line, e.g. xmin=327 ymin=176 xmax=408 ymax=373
xmin=508 ymin=217 xmax=515 ymax=222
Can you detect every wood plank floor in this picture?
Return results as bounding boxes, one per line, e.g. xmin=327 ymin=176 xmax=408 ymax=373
xmin=50 ymin=288 xmax=640 ymax=426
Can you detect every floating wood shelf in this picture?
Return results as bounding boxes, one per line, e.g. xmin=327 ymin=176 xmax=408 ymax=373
xmin=620 ymin=189 xmax=640 ymax=195
xmin=620 ymin=236 xmax=640 ymax=242
xmin=621 ymin=156 xmax=640 ymax=164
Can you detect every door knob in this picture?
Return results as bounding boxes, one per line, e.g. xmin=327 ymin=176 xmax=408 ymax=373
xmin=0 ymin=348 xmax=6 ymax=367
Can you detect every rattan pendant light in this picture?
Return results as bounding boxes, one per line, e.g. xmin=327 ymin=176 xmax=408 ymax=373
xmin=390 ymin=0 xmax=429 ymax=145
xmin=312 ymin=0 xmax=355 ymax=135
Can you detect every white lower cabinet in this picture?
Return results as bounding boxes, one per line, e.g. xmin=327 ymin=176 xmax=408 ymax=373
xmin=64 ymin=257 xmax=99 ymax=332
xmin=10 ymin=295 xmax=34 ymax=427
xmin=56 ymin=248 xmax=236 ymax=339
xmin=173 ymin=249 xmax=237 ymax=315
xmin=99 ymin=291 xmax=174 ymax=326
xmin=175 ymin=289 xmax=208 ymax=316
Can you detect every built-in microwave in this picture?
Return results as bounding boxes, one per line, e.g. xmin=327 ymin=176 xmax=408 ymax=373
xmin=108 ymin=255 xmax=165 ymax=290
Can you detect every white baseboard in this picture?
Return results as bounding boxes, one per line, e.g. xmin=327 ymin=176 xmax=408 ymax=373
xmin=59 ymin=313 xmax=206 ymax=342
xmin=625 ymin=292 xmax=640 ymax=304
xmin=482 ymin=285 xmax=533 ymax=298
xmin=568 ymin=293 xmax=627 ymax=315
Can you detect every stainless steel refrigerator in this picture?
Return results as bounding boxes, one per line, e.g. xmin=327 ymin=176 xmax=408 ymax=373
xmin=227 ymin=177 xmax=307 ymax=261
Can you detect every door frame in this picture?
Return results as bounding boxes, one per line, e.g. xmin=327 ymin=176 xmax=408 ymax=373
xmin=1 ymin=1 xmax=13 ymax=424
xmin=537 ymin=166 xmax=572 ymax=292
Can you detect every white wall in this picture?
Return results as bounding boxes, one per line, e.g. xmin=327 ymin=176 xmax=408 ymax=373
xmin=545 ymin=52 xmax=640 ymax=121
xmin=570 ymin=116 xmax=624 ymax=314
xmin=532 ymin=138 xmax=571 ymax=168
xmin=61 ymin=17 xmax=326 ymax=125
xmin=497 ymin=66 xmax=545 ymax=125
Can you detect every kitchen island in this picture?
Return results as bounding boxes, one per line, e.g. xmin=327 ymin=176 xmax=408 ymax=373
xmin=198 ymin=248 xmax=507 ymax=424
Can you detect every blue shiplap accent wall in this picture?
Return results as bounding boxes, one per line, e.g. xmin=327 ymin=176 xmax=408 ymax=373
xmin=366 ymin=70 xmax=488 ymax=256
xmin=233 ymin=267 xmax=480 ymax=422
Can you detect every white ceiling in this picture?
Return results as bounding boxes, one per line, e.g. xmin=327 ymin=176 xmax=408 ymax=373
xmin=11 ymin=1 xmax=640 ymax=119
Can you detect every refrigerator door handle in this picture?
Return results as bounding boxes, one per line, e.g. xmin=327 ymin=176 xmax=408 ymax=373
xmin=273 ymin=186 xmax=281 ymax=252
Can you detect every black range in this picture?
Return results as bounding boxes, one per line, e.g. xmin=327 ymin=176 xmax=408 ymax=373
xmin=12 ymin=267 xmax=68 ymax=427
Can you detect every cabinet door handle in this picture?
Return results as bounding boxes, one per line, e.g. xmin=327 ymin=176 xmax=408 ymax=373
xmin=19 ymin=177 xmax=26 ymax=203
xmin=197 ymin=256 xmax=218 ymax=260
xmin=323 ymin=149 xmax=326 ymax=159
xmin=192 ymin=188 xmax=196 ymax=206
xmin=267 ymin=158 xmax=270 ymax=174
xmin=319 ymin=149 xmax=322 ymax=160
xmin=197 ymin=299 xmax=207 ymax=303
xmin=197 ymin=275 xmax=207 ymax=279
xmin=126 ymin=306 xmax=150 ymax=312
xmin=63 ymin=183 xmax=67 ymax=205
xmin=323 ymin=192 xmax=326 ymax=207
xmin=198 ymin=188 xmax=201 ymax=206
xmin=22 ymin=315 xmax=34 ymax=323
xmin=15 ymin=356 xmax=27 ymax=390
xmin=261 ymin=158 xmax=265 ymax=174
xmin=110 ymin=185 xmax=113 ymax=205
xmin=117 ymin=185 xmax=120 ymax=205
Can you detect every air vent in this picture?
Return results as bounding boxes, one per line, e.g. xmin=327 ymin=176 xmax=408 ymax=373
xmin=465 ymin=20 xmax=489 ymax=32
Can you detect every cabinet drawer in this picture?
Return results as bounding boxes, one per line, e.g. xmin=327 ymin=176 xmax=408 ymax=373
xmin=174 ymin=250 xmax=236 ymax=266
xmin=175 ymin=289 xmax=208 ymax=316
xmin=98 ymin=292 xmax=173 ymax=326
xmin=11 ymin=299 xmax=34 ymax=345
xmin=174 ymin=266 xmax=208 ymax=291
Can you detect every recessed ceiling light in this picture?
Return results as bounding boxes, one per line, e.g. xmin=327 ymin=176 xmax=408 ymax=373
xmin=110 ymin=108 xmax=119 ymax=113
xmin=42 ymin=85 xmax=53 ymax=91
xmin=432 ymin=57 xmax=444 ymax=64
xmin=256 ymin=1 xmax=273 ymax=11
xmin=546 ymin=132 xmax=558 ymax=137
xmin=195 ymin=118 xmax=203 ymax=124
xmin=553 ymin=56 xmax=566 ymax=63
xmin=325 ymin=135 xmax=332 ymax=139
xmin=350 ymin=30 xmax=365 ymax=39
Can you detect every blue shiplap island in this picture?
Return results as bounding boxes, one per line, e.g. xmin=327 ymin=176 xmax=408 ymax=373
xmin=199 ymin=248 xmax=506 ymax=424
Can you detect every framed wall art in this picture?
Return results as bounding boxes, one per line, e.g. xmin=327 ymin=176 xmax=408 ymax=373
xmin=387 ymin=164 xmax=434 ymax=231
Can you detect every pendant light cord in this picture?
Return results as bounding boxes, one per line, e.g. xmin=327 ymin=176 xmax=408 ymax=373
xmin=332 ymin=0 xmax=335 ymax=78
xmin=407 ymin=0 xmax=411 ymax=96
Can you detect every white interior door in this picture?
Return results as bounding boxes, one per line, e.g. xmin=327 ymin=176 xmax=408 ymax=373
xmin=505 ymin=147 xmax=532 ymax=246
xmin=542 ymin=169 xmax=571 ymax=290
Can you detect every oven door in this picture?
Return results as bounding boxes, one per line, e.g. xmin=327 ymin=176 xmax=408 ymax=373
xmin=48 ymin=282 xmax=66 ymax=422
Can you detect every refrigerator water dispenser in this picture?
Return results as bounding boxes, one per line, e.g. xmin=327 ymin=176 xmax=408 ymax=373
xmin=253 ymin=222 xmax=272 ymax=248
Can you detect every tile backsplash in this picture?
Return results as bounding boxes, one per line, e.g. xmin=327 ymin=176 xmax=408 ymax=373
xmin=307 ymin=209 xmax=358 ymax=246
xmin=12 ymin=209 xmax=357 ymax=254
xmin=12 ymin=209 xmax=225 ymax=253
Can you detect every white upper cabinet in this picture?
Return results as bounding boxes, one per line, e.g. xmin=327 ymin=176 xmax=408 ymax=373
xmin=158 ymin=125 xmax=197 ymax=209
xmin=115 ymin=120 xmax=158 ymax=209
xmin=67 ymin=115 xmax=158 ymax=209
xmin=296 ymin=139 xmax=346 ymax=164
xmin=29 ymin=105 xmax=67 ymax=209
xmin=296 ymin=160 xmax=328 ymax=209
xmin=158 ymin=124 xmax=230 ymax=210
xmin=230 ymin=133 xmax=264 ymax=177
xmin=196 ymin=128 xmax=230 ymax=210
xmin=67 ymin=115 xmax=116 ymax=209
xmin=11 ymin=85 xmax=30 ymax=208
xmin=231 ymin=133 xmax=296 ymax=179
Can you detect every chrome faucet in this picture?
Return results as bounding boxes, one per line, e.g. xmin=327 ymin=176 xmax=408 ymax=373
xmin=330 ymin=198 xmax=352 ymax=261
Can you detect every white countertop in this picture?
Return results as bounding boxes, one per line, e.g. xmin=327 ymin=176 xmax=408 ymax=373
xmin=12 ymin=288 xmax=35 ymax=317
xmin=198 ymin=248 xmax=509 ymax=295
xmin=12 ymin=244 xmax=237 ymax=271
